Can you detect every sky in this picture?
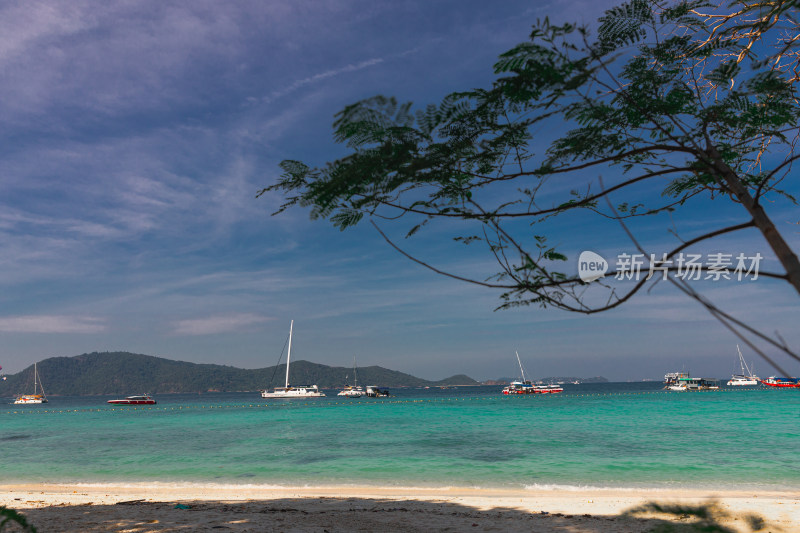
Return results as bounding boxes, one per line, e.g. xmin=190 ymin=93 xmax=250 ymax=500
xmin=0 ymin=0 xmax=798 ymax=382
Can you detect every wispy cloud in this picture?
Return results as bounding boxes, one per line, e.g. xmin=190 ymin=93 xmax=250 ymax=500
xmin=261 ymin=57 xmax=385 ymax=104
xmin=0 ymin=315 xmax=106 ymax=334
xmin=172 ymin=313 xmax=272 ymax=335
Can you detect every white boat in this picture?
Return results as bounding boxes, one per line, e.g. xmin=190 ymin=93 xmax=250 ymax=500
xmin=727 ymin=345 xmax=760 ymax=386
xmin=667 ymin=376 xmax=719 ymax=391
xmin=502 ymin=351 xmax=563 ymax=394
xmin=261 ymin=320 xmax=325 ymax=399
xmin=337 ymin=356 xmax=364 ymax=397
xmin=532 ymin=383 xmax=564 ymax=393
xmin=365 ymin=385 xmax=389 ymax=397
xmin=14 ymin=362 xmax=48 ymax=404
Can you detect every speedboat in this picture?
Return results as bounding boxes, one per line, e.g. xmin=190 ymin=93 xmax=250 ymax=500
xmin=108 ymin=395 xmax=156 ymax=405
xmin=761 ymin=377 xmax=799 ymax=388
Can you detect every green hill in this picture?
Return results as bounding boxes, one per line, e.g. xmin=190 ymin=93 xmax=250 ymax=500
xmin=0 ymin=352 xmax=479 ymax=395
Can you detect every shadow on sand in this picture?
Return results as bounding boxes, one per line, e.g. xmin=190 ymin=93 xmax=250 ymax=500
xmin=4 ymin=498 xmax=774 ymax=532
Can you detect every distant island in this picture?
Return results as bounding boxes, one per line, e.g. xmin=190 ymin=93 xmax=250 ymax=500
xmin=0 ymin=352 xmax=481 ymax=396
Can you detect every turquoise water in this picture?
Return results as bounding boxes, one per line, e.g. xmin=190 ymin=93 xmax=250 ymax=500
xmin=1 ymin=384 xmax=798 ymax=490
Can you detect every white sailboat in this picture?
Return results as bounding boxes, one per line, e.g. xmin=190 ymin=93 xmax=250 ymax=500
xmin=337 ymin=356 xmax=364 ymax=397
xmin=727 ymin=345 xmax=759 ymax=386
xmin=502 ymin=351 xmax=563 ymax=394
xmin=14 ymin=362 xmax=48 ymax=404
xmin=261 ymin=320 xmax=325 ymax=398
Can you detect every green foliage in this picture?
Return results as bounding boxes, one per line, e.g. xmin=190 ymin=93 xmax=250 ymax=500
xmin=262 ymin=0 xmax=800 ymax=312
xmin=0 ymin=507 xmax=36 ymax=533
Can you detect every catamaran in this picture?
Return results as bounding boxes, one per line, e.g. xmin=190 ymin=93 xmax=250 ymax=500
xmin=337 ymin=356 xmax=364 ymax=397
xmin=14 ymin=362 xmax=48 ymax=404
xmin=261 ymin=320 xmax=325 ymax=398
xmin=502 ymin=351 xmax=563 ymax=394
xmin=727 ymin=345 xmax=759 ymax=386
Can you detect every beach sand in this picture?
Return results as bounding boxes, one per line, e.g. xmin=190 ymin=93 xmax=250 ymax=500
xmin=1 ymin=484 xmax=798 ymax=532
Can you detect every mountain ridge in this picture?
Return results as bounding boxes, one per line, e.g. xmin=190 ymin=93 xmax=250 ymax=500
xmin=0 ymin=351 xmax=480 ymax=395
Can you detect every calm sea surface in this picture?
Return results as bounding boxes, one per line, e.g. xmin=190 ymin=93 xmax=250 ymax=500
xmin=1 ymin=383 xmax=798 ymax=490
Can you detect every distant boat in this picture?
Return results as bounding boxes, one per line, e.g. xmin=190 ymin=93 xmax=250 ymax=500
xmin=532 ymin=383 xmax=564 ymax=394
xmin=337 ymin=356 xmax=364 ymax=398
xmin=664 ymin=372 xmax=689 ymax=389
xmin=502 ymin=352 xmax=563 ymax=394
xmin=108 ymin=395 xmax=156 ymax=405
xmin=14 ymin=362 xmax=48 ymax=404
xmin=761 ymin=376 xmax=800 ymax=388
xmin=261 ymin=320 xmax=325 ymax=399
xmin=365 ymin=385 xmax=389 ymax=397
xmin=727 ymin=345 xmax=759 ymax=386
xmin=667 ymin=375 xmax=719 ymax=391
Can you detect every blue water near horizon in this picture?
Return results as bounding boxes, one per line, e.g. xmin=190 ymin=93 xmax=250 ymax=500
xmin=1 ymin=383 xmax=798 ymax=491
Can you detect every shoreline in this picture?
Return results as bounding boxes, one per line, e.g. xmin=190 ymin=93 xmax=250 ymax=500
xmin=2 ymin=483 xmax=798 ymax=532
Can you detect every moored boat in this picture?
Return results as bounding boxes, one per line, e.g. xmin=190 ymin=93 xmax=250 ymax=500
xmin=365 ymin=385 xmax=389 ymax=397
xmin=107 ymin=395 xmax=156 ymax=405
xmin=727 ymin=345 xmax=759 ymax=386
xmin=14 ymin=363 xmax=48 ymax=404
xmin=337 ymin=356 xmax=364 ymax=397
xmin=337 ymin=385 xmax=364 ymax=398
xmin=261 ymin=320 xmax=325 ymax=399
xmin=532 ymin=383 xmax=564 ymax=394
xmin=664 ymin=372 xmax=689 ymax=388
xmin=667 ymin=376 xmax=719 ymax=391
xmin=502 ymin=351 xmax=563 ymax=394
xmin=761 ymin=376 xmax=800 ymax=388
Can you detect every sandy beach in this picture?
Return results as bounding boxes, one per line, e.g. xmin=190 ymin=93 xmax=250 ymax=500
xmin=1 ymin=484 xmax=798 ymax=532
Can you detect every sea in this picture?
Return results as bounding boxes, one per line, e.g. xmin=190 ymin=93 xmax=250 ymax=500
xmin=1 ymin=383 xmax=798 ymax=492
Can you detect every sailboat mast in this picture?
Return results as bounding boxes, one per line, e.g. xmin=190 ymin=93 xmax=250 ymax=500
xmin=285 ymin=320 xmax=293 ymax=388
xmin=736 ymin=345 xmax=753 ymax=376
xmin=34 ymin=363 xmax=38 ymax=395
xmin=515 ymin=351 xmax=526 ymax=382
xmin=353 ymin=355 xmax=358 ymax=387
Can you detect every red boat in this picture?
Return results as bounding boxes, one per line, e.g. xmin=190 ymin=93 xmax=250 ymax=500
xmin=107 ymin=395 xmax=157 ymax=405
xmin=760 ymin=377 xmax=799 ymax=388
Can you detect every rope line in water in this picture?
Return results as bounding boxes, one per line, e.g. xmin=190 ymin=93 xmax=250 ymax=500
xmin=0 ymin=387 xmax=780 ymax=416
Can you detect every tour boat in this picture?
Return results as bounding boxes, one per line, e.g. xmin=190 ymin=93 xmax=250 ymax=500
xmin=532 ymin=383 xmax=564 ymax=394
xmin=727 ymin=345 xmax=759 ymax=386
xmin=107 ymin=395 xmax=156 ymax=405
xmin=664 ymin=372 xmax=689 ymax=388
xmin=261 ymin=320 xmax=325 ymax=399
xmin=14 ymin=363 xmax=48 ymax=404
xmin=667 ymin=376 xmax=719 ymax=391
xmin=760 ymin=376 xmax=800 ymax=388
xmin=365 ymin=385 xmax=390 ymax=397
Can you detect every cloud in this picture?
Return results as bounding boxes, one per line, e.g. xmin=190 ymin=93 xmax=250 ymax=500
xmin=262 ymin=57 xmax=385 ymax=104
xmin=171 ymin=313 xmax=272 ymax=335
xmin=0 ymin=315 xmax=106 ymax=333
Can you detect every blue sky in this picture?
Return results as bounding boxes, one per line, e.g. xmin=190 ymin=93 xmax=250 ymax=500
xmin=0 ymin=0 xmax=798 ymax=381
